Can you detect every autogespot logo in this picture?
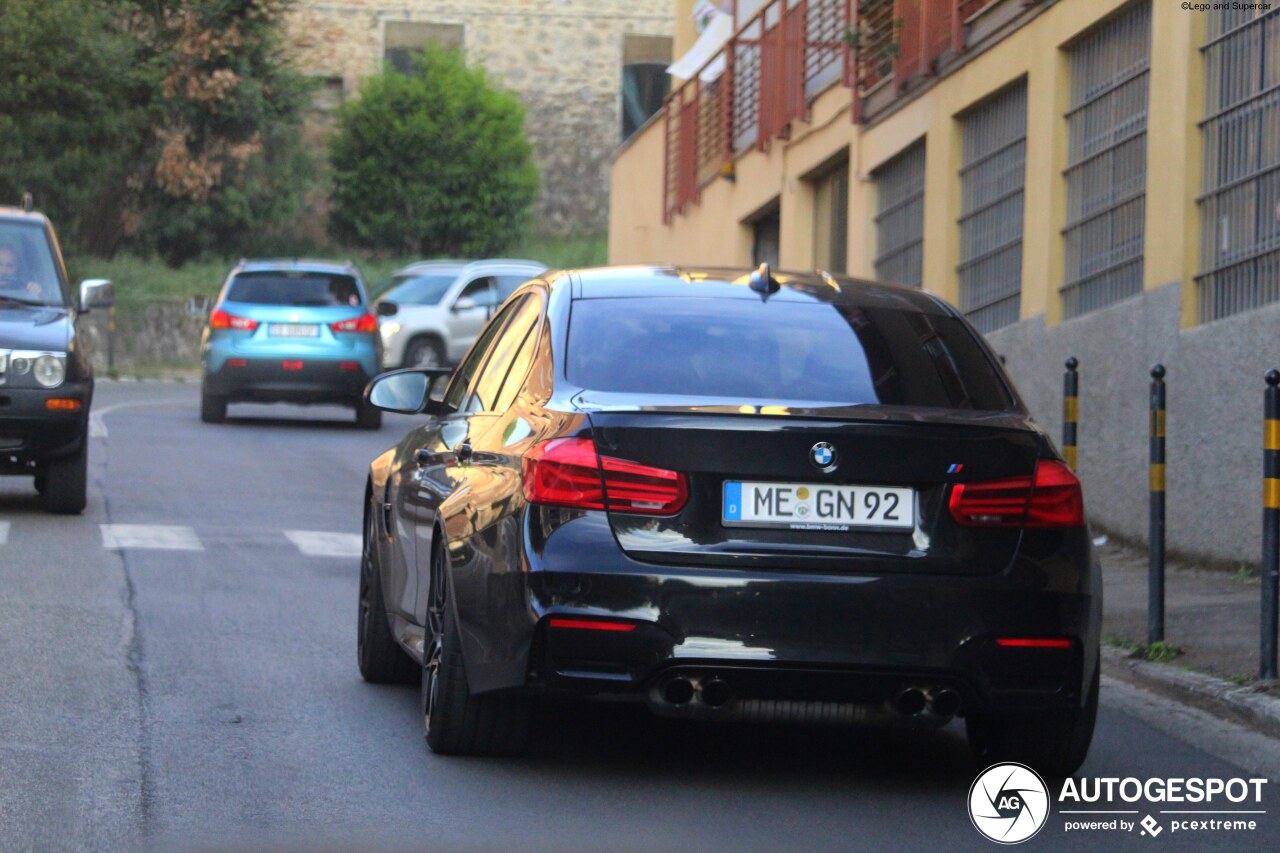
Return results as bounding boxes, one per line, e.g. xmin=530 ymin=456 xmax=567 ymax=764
xmin=969 ymin=763 xmax=1051 ymax=844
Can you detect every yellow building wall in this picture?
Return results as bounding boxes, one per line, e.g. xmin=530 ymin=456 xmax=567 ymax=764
xmin=611 ymin=0 xmax=1204 ymax=328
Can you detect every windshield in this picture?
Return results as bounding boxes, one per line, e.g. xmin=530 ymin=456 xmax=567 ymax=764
xmin=567 ymin=297 xmax=1013 ymax=410
xmin=225 ymin=271 xmax=363 ymax=306
xmin=381 ymin=273 xmax=460 ymax=305
xmin=0 ymin=221 xmax=65 ymax=307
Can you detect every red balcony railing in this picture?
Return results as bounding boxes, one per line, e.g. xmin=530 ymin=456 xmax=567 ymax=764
xmin=660 ymin=0 xmax=1008 ymax=222
xmin=663 ymin=0 xmax=853 ymax=223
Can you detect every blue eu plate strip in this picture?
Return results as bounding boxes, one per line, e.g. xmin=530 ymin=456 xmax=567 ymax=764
xmin=723 ymin=481 xmax=742 ymax=521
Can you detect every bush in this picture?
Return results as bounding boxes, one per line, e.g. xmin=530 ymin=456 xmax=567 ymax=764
xmin=328 ymin=46 xmax=539 ymax=257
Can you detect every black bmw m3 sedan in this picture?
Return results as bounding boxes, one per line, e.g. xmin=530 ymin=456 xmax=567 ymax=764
xmin=356 ymin=264 xmax=1100 ymax=776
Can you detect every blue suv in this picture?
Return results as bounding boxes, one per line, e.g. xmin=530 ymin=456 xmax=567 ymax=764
xmin=199 ymin=259 xmax=383 ymax=428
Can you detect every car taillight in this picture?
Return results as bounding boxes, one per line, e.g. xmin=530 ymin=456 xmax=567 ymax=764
xmin=521 ymin=437 xmax=688 ymax=515
xmin=948 ymin=459 xmax=1084 ymax=528
xmin=330 ymin=314 xmax=378 ymax=333
xmin=209 ymin=309 xmax=259 ymax=331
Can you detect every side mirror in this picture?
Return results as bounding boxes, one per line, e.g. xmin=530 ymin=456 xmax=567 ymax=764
xmin=376 ymin=300 xmax=398 ymax=317
xmin=186 ymin=295 xmax=211 ymax=318
xmin=79 ymin=279 xmax=114 ymax=312
xmin=452 ymin=296 xmax=477 ymax=313
xmin=364 ymin=367 xmax=453 ymax=414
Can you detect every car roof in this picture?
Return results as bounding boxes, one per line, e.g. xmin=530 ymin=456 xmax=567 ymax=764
xmin=568 ymin=266 xmax=956 ymax=317
xmin=234 ymin=258 xmax=359 ymax=276
xmin=393 ymin=258 xmax=548 ymax=276
xmin=0 ymin=208 xmax=51 ymax=227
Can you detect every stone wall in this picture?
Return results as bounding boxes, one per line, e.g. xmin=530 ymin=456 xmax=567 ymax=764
xmin=987 ymin=283 xmax=1280 ymax=568
xmin=285 ymin=0 xmax=674 ymax=235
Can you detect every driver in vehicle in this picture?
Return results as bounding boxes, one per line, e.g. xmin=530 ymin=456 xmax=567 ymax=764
xmin=0 ymin=242 xmax=43 ymax=298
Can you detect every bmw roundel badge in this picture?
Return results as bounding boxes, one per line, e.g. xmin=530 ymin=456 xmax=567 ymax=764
xmin=810 ymin=442 xmax=838 ymax=472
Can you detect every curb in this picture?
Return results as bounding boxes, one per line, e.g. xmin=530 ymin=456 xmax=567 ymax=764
xmin=1102 ymin=645 xmax=1280 ymax=739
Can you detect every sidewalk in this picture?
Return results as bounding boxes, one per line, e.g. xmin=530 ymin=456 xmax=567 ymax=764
xmin=1096 ymin=536 xmax=1280 ymax=736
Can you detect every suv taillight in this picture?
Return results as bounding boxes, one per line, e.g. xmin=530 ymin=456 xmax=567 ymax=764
xmin=330 ymin=314 xmax=378 ymax=333
xmin=948 ymin=459 xmax=1085 ymax=528
xmin=209 ymin=309 xmax=259 ymax=331
xmin=521 ymin=437 xmax=688 ymax=515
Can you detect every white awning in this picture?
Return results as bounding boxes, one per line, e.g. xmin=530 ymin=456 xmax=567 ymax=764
xmin=666 ymin=11 xmax=733 ymax=83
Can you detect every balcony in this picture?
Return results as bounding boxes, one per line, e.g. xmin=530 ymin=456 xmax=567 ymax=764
xmin=661 ymin=0 xmax=1019 ymax=223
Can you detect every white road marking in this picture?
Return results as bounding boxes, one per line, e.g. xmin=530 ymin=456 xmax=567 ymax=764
xmin=100 ymin=524 xmax=203 ymax=551
xmin=90 ymin=398 xmax=192 ymax=440
xmin=284 ymin=531 xmax=362 ymax=558
xmin=0 ymin=521 xmax=9 ymax=545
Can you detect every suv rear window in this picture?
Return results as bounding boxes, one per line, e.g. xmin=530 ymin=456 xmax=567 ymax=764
xmin=566 ymin=297 xmax=1012 ymax=410
xmin=226 ymin=272 xmax=362 ymax=306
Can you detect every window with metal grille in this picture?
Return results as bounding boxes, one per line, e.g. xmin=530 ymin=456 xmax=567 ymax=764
xmin=1197 ymin=8 xmax=1280 ymax=322
xmin=813 ymin=156 xmax=850 ymax=273
xmin=874 ymin=142 xmax=926 ymax=288
xmin=958 ymin=82 xmax=1027 ymax=333
xmin=1061 ymin=2 xmax=1150 ymax=319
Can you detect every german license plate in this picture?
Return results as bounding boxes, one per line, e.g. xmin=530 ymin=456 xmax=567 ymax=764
xmin=270 ymin=323 xmax=319 ymax=337
xmin=722 ymin=481 xmax=915 ymax=531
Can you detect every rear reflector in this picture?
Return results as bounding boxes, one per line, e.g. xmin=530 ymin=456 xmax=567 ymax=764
xmin=339 ymin=361 xmax=361 ymax=372
xmin=281 ymin=360 xmax=304 ymax=371
xmin=44 ymin=398 xmax=81 ymax=412
xmin=330 ymin=314 xmax=378 ymax=334
xmin=209 ymin=309 xmax=259 ymax=332
xmin=948 ymin=459 xmax=1085 ymax=528
xmin=995 ymin=638 xmax=1072 ymax=649
xmin=547 ymin=618 xmax=636 ymax=632
xmin=226 ymin=358 xmax=248 ymax=368
xmin=522 ymin=437 xmax=688 ymax=515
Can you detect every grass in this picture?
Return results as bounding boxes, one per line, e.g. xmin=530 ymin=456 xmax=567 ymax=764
xmin=1105 ymin=636 xmax=1186 ymax=663
xmin=67 ymin=233 xmax=609 ymax=305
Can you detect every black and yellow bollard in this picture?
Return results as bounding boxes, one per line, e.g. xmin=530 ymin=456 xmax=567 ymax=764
xmin=1262 ymin=370 xmax=1280 ymax=680
xmin=1063 ymin=357 xmax=1079 ymax=470
xmin=1149 ymin=364 xmax=1167 ymax=645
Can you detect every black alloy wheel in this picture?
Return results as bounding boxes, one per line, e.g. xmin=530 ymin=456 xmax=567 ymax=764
xmin=356 ymin=499 xmax=416 ymax=683
xmin=422 ymin=533 xmax=530 ymax=756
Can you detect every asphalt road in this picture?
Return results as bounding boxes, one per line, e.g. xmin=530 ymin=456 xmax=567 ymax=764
xmin=3 ymin=381 xmax=1280 ymax=851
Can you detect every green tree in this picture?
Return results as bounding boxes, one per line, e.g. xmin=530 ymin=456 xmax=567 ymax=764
xmin=328 ymin=45 xmax=539 ymax=257
xmin=0 ymin=0 xmax=148 ymax=255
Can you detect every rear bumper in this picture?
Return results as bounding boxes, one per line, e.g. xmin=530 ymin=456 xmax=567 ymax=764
xmin=202 ymin=358 xmax=374 ymax=405
xmin=453 ymin=512 xmax=1100 ymax=716
xmin=0 ymin=380 xmax=91 ymax=469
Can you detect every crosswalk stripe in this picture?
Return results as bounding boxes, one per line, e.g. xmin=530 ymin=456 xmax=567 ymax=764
xmin=0 ymin=521 xmax=9 ymax=545
xmin=100 ymin=524 xmax=203 ymax=551
xmin=284 ymin=531 xmax=361 ymax=558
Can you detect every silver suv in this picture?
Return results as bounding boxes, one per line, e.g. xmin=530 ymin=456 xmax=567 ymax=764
xmin=375 ymin=259 xmax=547 ymax=368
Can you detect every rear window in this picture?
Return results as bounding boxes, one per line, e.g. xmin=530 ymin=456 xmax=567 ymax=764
xmin=226 ymin=272 xmax=362 ymax=306
xmin=566 ymin=297 xmax=1012 ymax=410
xmin=381 ymin=273 xmax=458 ymax=305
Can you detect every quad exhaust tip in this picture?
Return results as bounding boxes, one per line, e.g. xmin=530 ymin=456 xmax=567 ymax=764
xmin=930 ymin=688 xmax=962 ymax=717
xmin=893 ymin=687 xmax=927 ymax=716
xmin=701 ymin=677 xmax=733 ymax=709
xmin=661 ymin=676 xmax=695 ymax=705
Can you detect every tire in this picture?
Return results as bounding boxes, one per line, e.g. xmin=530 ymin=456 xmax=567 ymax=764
xmin=422 ymin=535 xmax=530 ymax=756
xmin=200 ymin=386 xmax=227 ymax=423
xmin=357 ymin=504 xmax=418 ymax=684
xmin=356 ymin=399 xmax=382 ymax=430
xmin=42 ymin=443 xmax=87 ymax=515
xmin=404 ymin=336 xmax=445 ymax=370
xmin=966 ymin=655 xmax=1100 ymax=778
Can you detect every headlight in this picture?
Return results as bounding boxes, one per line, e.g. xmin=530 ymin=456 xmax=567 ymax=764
xmin=380 ymin=321 xmax=401 ymax=339
xmin=33 ymin=354 xmax=66 ymax=388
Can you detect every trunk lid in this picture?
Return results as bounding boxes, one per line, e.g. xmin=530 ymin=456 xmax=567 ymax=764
xmin=586 ymin=405 xmax=1043 ymax=576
